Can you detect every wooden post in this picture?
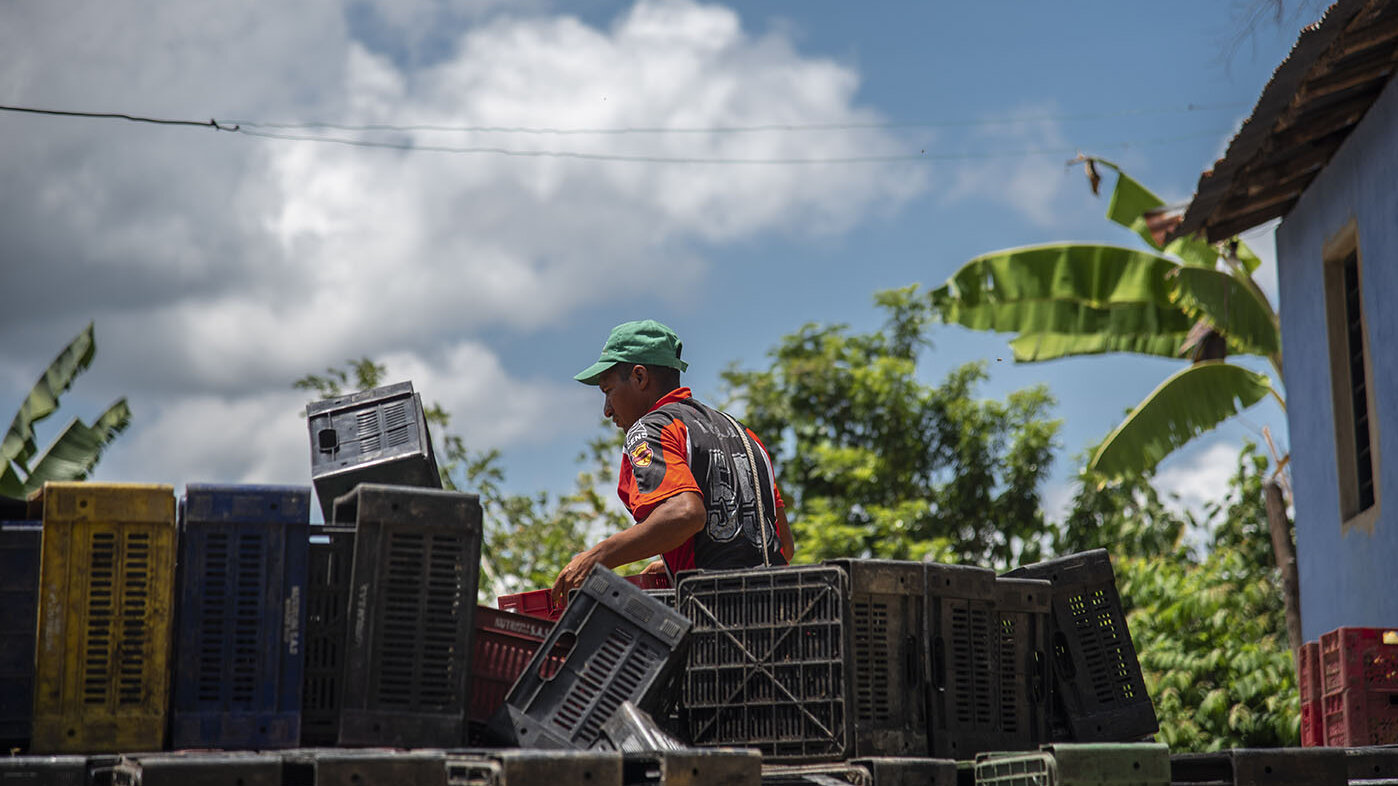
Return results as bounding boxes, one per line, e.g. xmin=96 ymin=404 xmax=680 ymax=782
xmin=1265 ymin=479 xmax=1302 ymax=664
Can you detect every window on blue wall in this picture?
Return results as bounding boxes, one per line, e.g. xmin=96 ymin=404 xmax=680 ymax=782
xmin=1324 ymin=229 xmax=1379 ymax=530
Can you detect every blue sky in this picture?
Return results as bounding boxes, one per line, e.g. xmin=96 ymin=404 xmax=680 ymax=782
xmin=1 ymin=0 xmax=1314 ymax=523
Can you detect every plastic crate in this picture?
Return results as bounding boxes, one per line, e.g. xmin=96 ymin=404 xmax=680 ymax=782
xmin=1346 ymin=746 xmax=1398 ymax=782
xmin=1321 ymin=686 xmax=1398 ymax=746
xmin=1169 ymin=747 xmax=1347 ymax=786
xmin=29 ymin=483 xmax=178 ymax=754
xmin=0 ymin=521 xmax=41 ymax=749
xmin=0 ymin=755 xmax=88 ymax=786
xmin=493 ymin=565 xmax=691 ymax=750
xmin=1298 ymin=641 xmax=1323 ymax=747
xmin=306 ymin=381 xmax=441 ymax=520
xmin=497 ymin=587 xmax=562 ymax=621
xmin=995 ymin=577 xmax=1053 ymax=750
xmin=1004 ymin=550 xmax=1157 ymax=742
xmin=1320 ymin=627 xmax=1398 ymax=696
xmin=469 ymin=606 xmax=554 ymax=731
xmin=282 ymin=748 xmax=447 ymax=786
xmin=499 ymin=575 xmax=674 ymax=621
xmin=445 ymin=749 xmax=624 ymax=786
xmin=926 ymin=563 xmax=1000 ymax=758
xmin=111 ymin=752 xmax=283 ymax=786
xmin=334 ymin=484 xmax=483 ymax=747
xmin=622 ymin=748 xmax=761 ymax=786
xmin=301 ymin=524 xmax=355 ymax=746
xmin=680 ymin=564 xmax=849 ymax=762
xmin=850 ymin=757 xmax=959 ymax=786
xmin=975 ymin=743 xmax=1169 ymax=786
xmin=170 ymin=484 xmax=310 ymax=749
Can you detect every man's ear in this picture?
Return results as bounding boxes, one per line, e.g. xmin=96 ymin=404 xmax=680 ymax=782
xmin=630 ymin=363 xmax=650 ymax=390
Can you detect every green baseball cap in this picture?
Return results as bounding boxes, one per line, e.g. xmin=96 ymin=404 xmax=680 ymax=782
xmin=574 ymin=320 xmax=689 ymax=385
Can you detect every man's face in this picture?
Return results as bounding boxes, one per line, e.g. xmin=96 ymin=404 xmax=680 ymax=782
xmin=600 ymin=365 xmax=651 ymax=431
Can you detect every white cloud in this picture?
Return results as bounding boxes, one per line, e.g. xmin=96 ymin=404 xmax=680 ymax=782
xmin=1154 ymin=440 xmax=1243 ymax=518
xmin=1 ymin=0 xmax=923 ymax=488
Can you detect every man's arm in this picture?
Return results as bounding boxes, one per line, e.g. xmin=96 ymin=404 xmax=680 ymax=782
xmin=552 ymin=491 xmax=705 ymax=602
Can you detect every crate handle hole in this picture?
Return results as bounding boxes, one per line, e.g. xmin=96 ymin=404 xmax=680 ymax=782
xmin=78 ymin=500 xmax=88 ymax=509
xmin=67 ymin=728 xmax=77 ymax=738
xmin=1133 ymin=762 xmax=1140 ymax=770
xmin=1053 ymin=632 xmax=1076 ymax=679
xmin=318 ymin=429 xmax=338 ymax=452
xmin=540 ymin=631 xmax=577 ymax=680
xmin=1264 ymin=766 xmax=1273 ymax=774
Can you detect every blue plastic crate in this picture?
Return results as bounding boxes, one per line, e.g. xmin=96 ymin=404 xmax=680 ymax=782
xmin=0 ymin=521 xmax=41 ymax=749
xmin=170 ymin=484 xmax=310 ymax=749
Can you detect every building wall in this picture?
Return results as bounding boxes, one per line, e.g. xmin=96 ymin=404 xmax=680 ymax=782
xmin=1276 ymin=74 xmax=1398 ymax=641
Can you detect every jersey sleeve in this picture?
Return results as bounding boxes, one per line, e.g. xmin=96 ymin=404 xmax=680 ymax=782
xmin=619 ymin=414 xmax=701 ymax=521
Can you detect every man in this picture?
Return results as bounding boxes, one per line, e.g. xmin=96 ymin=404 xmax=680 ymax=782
xmin=552 ymin=320 xmax=794 ymax=602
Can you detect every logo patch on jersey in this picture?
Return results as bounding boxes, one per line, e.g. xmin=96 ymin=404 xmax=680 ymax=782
xmin=630 ymin=441 xmax=654 ymax=468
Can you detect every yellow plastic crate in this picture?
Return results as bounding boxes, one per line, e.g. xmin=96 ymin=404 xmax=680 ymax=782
xmin=29 ymin=482 xmax=177 ymax=754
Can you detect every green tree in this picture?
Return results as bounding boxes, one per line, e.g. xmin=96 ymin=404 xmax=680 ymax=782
xmin=1113 ymin=446 xmax=1298 ymax=750
xmin=295 ymin=359 xmax=628 ymax=601
xmin=930 ymin=159 xmax=1283 ymax=481
xmin=722 ymin=286 xmax=1061 ymax=568
xmin=1 ymin=323 xmax=131 ymax=499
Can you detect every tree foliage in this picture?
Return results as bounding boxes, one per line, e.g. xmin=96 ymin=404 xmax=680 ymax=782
xmin=722 ymin=286 xmax=1061 ymax=568
xmin=2 ymin=322 xmax=131 ymax=499
xmin=294 ymin=358 xmax=627 ymax=601
xmin=1101 ymin=443 xmax=1298 ymax=751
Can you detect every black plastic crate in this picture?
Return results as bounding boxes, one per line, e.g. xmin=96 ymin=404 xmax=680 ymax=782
xmin=306 ymin=381 xmax=441 ymax=520
xmin=171 ymin=484 xmax=310 ymax=750
xmin=112 ymin=752 xmax=283 ymax=786
xmin=994 ymin=577 xmax=1053 ymax=750
xmin=622 ymin=749 xmax=761 ymax=786
xmin=282 ymin=749 xmax=447 ymax=786
xmin=494 ymin=565 xmax=691 ymax=750
xmin=445 ymin=749 xmax=625 ymax=786
xmin=1004 ymin=549 xmax=1157 ymax=742
xmin=680 ymin=564 xmax=849 ymax=762
xmin=1347 ymin=747 xmax=1398 ymax=783
xmin=301 ymin=524 xmax=356 ymax=746
xmin=335 ymin=484 xmax=483 ymax=747
xmin=0 ymin=755 xmax=88 ymax=786
xmin=0 ymin=521 xmax=41 ymax=749
xmin=1169 ymin=748 xmax=1347 ymax=786
xmin=761 ymin=762 xmax=872 ymax=785
xmin=925 ymin=562 xmax=999 ymax=758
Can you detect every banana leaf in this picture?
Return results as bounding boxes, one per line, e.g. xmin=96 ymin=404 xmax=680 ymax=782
xmin=933 ymin=243 xmax=1195 ymax=360
xmin=0 ymin=463 xmax=23 ymax=499
xmin=1170 ymin=267 xmax=1280 ymax=358
xmin=1106 ymin=169 xmax=1217 ymax=268
xmin=1089 ymin=362 xmax=1274 ymax=480
xmin=23 ymin=399 xmax=132 ymax=491
xmin=1 ymin=322 xmax=97 ymax=467
xmin=1010 ymin=330 xmax=1189 ymax=362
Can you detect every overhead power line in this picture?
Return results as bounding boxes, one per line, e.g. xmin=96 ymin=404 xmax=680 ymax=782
xmin=1 ymin=103 xmax=1235 ymax=165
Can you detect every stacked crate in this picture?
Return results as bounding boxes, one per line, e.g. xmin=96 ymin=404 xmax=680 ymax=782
xmin=332 ymin=483 xmax=483 ymax=747
xmin=0 ymin=521 xmax=41 ymax=749
xmin=1298 ymin=640 xmax=1323 ymax=746
xmin=301 ymin=524 xmax=356 ymax=746
xmin=1170 ymin=747 xmax=1347 ymax=786
xmin=29 ymin=483 xmax=178 ymax=754
xmin=975 ymin=743 xmax=1170 ymax=786
xmin=1005 ymin=549 xmax=1157 ymax=743
xmin=1319 ymin=627 xmax=1398 ymax=746
xmin=169 ymin=484 xmax=310 ymax=749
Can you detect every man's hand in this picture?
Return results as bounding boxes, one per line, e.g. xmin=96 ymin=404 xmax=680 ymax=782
xmin=552 ymin=548 xmax=602 ymax=606
xmin=640 ymin=559 xmax=667 ymax=575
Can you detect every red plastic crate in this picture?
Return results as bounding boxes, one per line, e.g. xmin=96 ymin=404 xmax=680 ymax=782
xmin=469 ymin=606 xmax=555 ymax=726
xmin=496 ymin=574 xmax=672 ymax=621
xmin=1320 ymin=627 xmax=1398 ymax=695
xmin=1322 ymin=686 xmax=1398 ymax=746
xmin=1299 ymin=640 xmax=1323 ymax=746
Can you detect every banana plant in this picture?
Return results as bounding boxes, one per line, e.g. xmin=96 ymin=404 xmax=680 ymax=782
xmin=1 ymin=322 xmax=132 ymax=499
xmin=931 ymin=159 xmax=1283 ymax=481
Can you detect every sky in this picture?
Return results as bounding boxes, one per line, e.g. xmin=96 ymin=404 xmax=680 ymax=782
xmin=1 ymin=0 xmax=1319 ymax=525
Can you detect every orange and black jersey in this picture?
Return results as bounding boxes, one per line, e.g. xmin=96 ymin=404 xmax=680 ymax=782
xmin=618 ymin=388 xmax=787 ymax=575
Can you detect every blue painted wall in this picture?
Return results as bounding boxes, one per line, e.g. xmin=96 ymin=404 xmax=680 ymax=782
xmin=1275 ymin=75 xmax=1398 ymax=642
